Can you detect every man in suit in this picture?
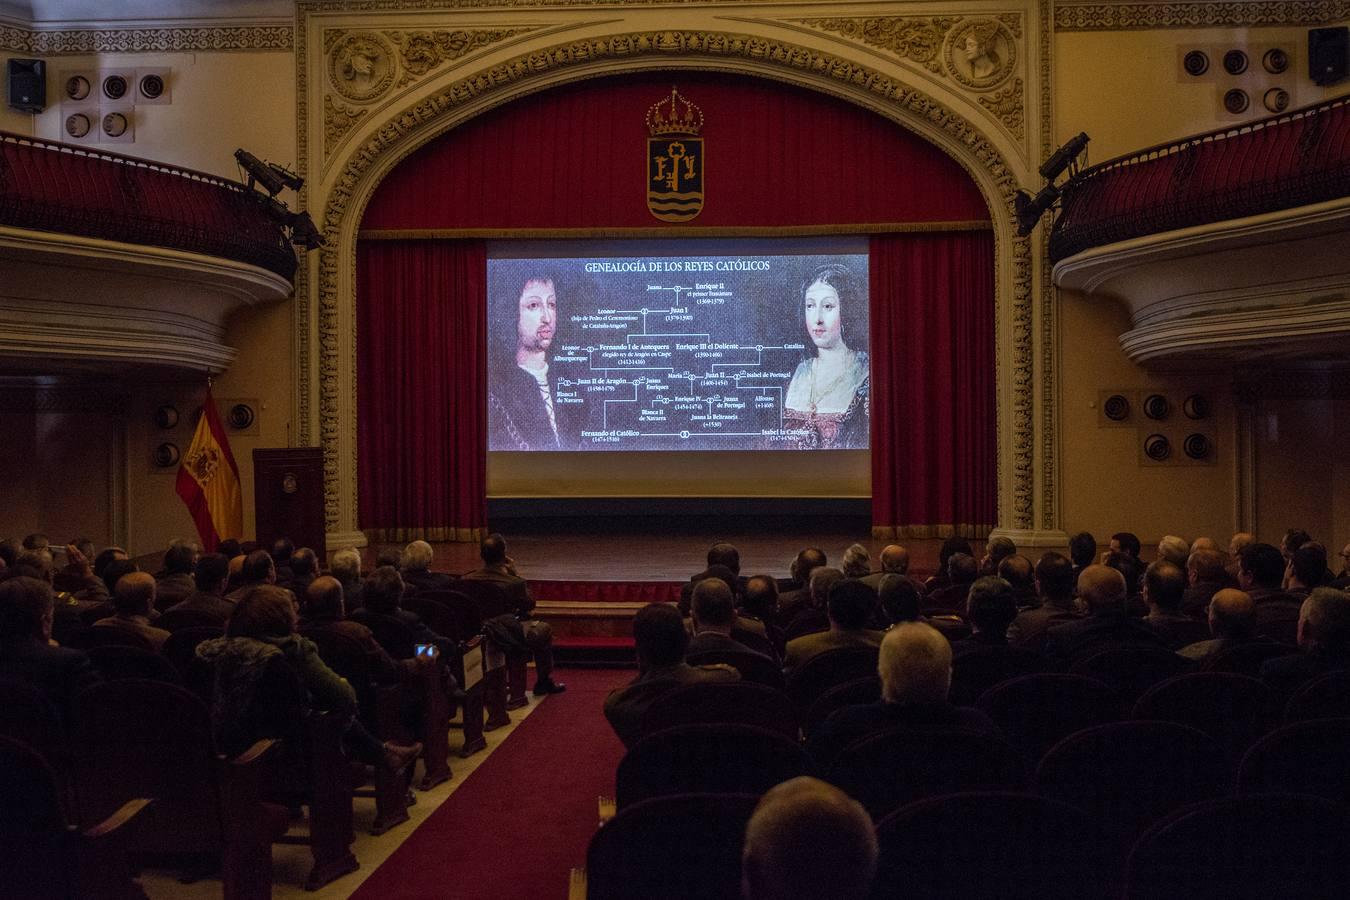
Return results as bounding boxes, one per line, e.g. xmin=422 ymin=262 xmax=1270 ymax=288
xmin=1178 ymin=588 xmax=1262 ymax=663
xmin=163 ymin=552 xmax=235 ymax=625
xmin=360 ymin=565 xmax=456 ymax=657
xmin=154 ymin=541 xmax=198 ymax=611
xmin=951 ymin=576 xmax=1019 ymax=658
xmin=0 ymin=575 xmax=102 ymax=724
xmin=807 ymin=621 xmax=997 ymax=770
xmin=226 ymin=549 xmax=276 ymax=603
xmin=979 ymin=535 xmax=1017 ymax=577
xmin=776 ymin=548 xmax=827 ymax=623
xmin=400 ymin=540 xmax=456 ymax=595
xmin=1182 ymin=548 xmax=1231 ymax=619
xmin=926 ymin=553 xmax=978 ymax=611
xmin=604 ymin=602 xmax=739 ymax=747
xmin=488 ymin=271 xmax=579 ymax=450
xmin=461 ymin=533 xmax=564 ymax=695
xmin=1142 ymin=560 xmax=1209 ymax=649
xmin=783 ymin=566 xmax=845 ymax=636
xmin=742 ymin=777 xmax=877 ymax=900
xmin=1239 ymin=542 xmax=1291 ymax=603
xmin=861 ymin=544 xmax=926 ymax=598
xmin=1067 ymin=531 xmax=1097 ymax=589
xmin=93 ymin=572 xmax=171 ymax=651
xmin=841 ymin=543 xmax=871 ymax=579
xmin=997 ymin=554 xmax=1038 ymax=610
xmin=687 ymin=578 xmax=772 ymax=661
xmin=679 ymin=542 xmax=745 ymax=615
xmin=329 ymin=547 xmax=366 ymax=610
xmin=300 ymin=575 xmax=415 ymax=686
xmin=1008 ymin=552 xmax=1079 ymax=650
xmin=283 ymin=548 xmax=319 ymax=598
xmin=1260 ymin=587 xmax=1350 ymax=698
xmin=1043 ymin=564 xmax=1167 ymax=662
xmin=783 ymin=579 xmax=884 ymax=674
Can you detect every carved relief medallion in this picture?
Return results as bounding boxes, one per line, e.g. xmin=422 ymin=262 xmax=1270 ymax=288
xmin=328 ymin=30 xmax=396 ymax=103
xmin=943 ymin=19 xmax=1016 ymax=90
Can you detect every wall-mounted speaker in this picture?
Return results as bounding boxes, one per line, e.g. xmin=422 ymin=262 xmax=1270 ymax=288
xmin=153 ymin=405 xmax=179 ymax=429
xmin=1143 ymin=394 xmax=1171 ymax=420
xmin=1143 ymin=434 xmax=1171 ymax=461
xmin=1309 ymin=27 xmax=1349 ymax=86
xmin=1183 ymin=433 xmax=1212 ymax=460
xmin=216 ymin=397 xmax=260 ymax=436
xmin=7 ymin=58 xmax=46 ymax=113
xmin=153 ymin=443 xmax=180 ymax=468
xmin=1182 ymin=394 xmax=1210 ymax=420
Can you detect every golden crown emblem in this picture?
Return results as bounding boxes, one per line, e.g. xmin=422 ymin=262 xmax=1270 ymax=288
xmin=646 ymin=87 xmax=704 ymax=137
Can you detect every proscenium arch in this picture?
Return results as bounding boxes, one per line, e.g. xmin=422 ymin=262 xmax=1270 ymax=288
xmin=315 ymin=29 xmax=1037 ymax=541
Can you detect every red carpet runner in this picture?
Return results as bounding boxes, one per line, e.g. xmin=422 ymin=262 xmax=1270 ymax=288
xmin=351 ymin=667 xmax=632 ymax=900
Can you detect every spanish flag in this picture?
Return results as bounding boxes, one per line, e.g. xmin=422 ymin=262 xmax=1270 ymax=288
xmin=175 ymin=389 xmax=243 ymax=552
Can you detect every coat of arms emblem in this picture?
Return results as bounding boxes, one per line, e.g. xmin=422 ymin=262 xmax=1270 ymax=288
xmin=646 ymin=87 xmax=704 ymax=223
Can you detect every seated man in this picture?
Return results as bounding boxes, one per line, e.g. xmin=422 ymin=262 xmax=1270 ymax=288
xmin=997 ymin=555 xmax=1038 ymax=610
xmin=951 ymin=576 xmax=1018 ymax=658
xmin=329 ymin=547 xmax=366 ymax=610
xmin=282 ymin=548 xmax=319 ymax=597
xmin=359 ymin=566 xmax=455 ymax=658
xmin=783 ymin=579 xmax=884 ymax=674
xmin=0 ymin=576 xmax=102 ymax=724
xmin=687 ymin=578 xmax=772 ymax=660
xmin=808 ymin=621 xmax=997 ymax=770
xmin=1182 ymin=549 xmax=1232 ymax=620
xmin=877 ymin=575 xmax=921 ymax=627
xmin=776 ymin=548 xmax=827 ymax=626
xmin=400 ymin=540 xmax=455 ymax=595
xmin=861 ymin=544 xmax=926 ymax=598
xmin=1260 ymin=586 xmax=1350 ymax=699
xmin=1043 ymin=565 xmax=1168 ymax=662
xmin=742 ymin=776 xmax=877 ymax=900
xmin=300 ymin=575 xmax=416 ymax=686
xmin=154 ymin=541 xmax=198 ymax=610
xmin=1178 ymin=588 xmax=1261 ymax=663
xmin=603 ymin=603 xmax=739 ymax=748
xmin=93 ymin=572 xmax=172 ymax=651
xmin=163 ymin=552 xmax=235 ymax=625
xmin=226 ymin=549 xmax=277 ymax=603
xmin=1008 ymin=552 xmax=1078 ymax=650
xmin=926 ymin=553 xmax=979 ymax=611
xmin=679 ymin=542 xmax=745 ymax=616
xmin=1141 ymin=560 xmax=1209 ymax=649
xmin=461 ymin=533 xmax=564 ymax=696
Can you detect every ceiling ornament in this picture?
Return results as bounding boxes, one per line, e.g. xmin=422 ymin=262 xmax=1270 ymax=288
xmin=943 ymin=18 xmax=1018 ymax=90
xmin=327 ymin=30 xmax=398 ymax=102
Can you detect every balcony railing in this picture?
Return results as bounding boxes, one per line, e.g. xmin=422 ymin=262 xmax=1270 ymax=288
xmin=0 ymin=130 xmax=297 ymax=281
xmin=1050 ymin=95 xmax=1350 ymax=264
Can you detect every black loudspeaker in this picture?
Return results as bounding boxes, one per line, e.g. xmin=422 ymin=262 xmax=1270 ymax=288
xmin=1309 ymin=27 xmax=1349 ymax=86
xmin=7 ymin=58 xmax=46 ymax=112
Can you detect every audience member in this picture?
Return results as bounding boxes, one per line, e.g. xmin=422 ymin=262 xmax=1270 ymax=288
xmin=1156 ymin=535 xmax=1190 ymax=568
xmin=680 ymin=542 xmax=744 ymax=614
xmin=1260 ymin=587 xmax=1350 ymax=697
xmin=783 ymin=579 xmax=884 ymax=673
xmin=400 ymin=540 xmax=454 ymax=595
xmin=742 ymin=776 xmax=877 ymax=900
xmin=271 ymin=537 xmax=296 ymax=583
xmin=926 ymin=552 xmax=978 ymax=610
xmin=284 ymin=548 xmax=319 ymax=597
xmin=461 ymin=533 xmax=564 ymax=695
xmin=603 ymin=602 xmax=739 ymax=747
xmin=226 ymin=549 xmax=276 ymax=602
xmin=375 ymin=548 xmax=402 ymax=571
xmin=0 ymin=576 xmax=101 ymax=723
xmin=1109 ymin=532 xmax=1141 ymax=560
xmin=1227 ymin=532 xmax=1256 ymax=580
xmin=688 ymin=578 xmax=771 ymax=660
xmin=877 ymin=575 xmax=921 ymax=626
xmin=924 ymin=537 xmax=973 ymax=594
xmin=1043 ymin=565 xmax=1167 ymax=661
xmin=953 ymin=576 xmax=1017 ymax=657
xmin=1286 ymin=545 xmax=1329 ymax=598
xmin=93 ymin=572 xmax=171 ymax=651
xmin=0 ymin=538 xmax=19 ymax=569
xmin=1141 ymin=560 xmax=1205 ymax=649
xmin=22 ymin=532 xmax=50 ymax=552
xmin=783 ymin=565 xmax=845 ymax=635
xmin=739 ymin=574 xmax=779 ymax=630
xmin=997 ymin=554 xmax=1038 ymax=609
xmin=1177 ymin=588 xmax=1259 ymax=663
xmin=1238 ymin=543 xmax=1294 ymax=603
xmin=196 ymin=584 xmax=421 ymax=770
xmin=841 ymin=543 xmax=871 ymax=579
xmin=163 ymin=552 xmax=234 ymax=625
xmin=808 ymin=621 xmax=996 ymax=769
xmin=299 ymin=575 xmax=414 ymax=685
xmin=1008 ymin=552 xmax=1079 ymax=650
xmin=155 ymin=541 xmax=199 ymax=610
xmin=361 ymin=566 xmax=455 ymax=657
xmin=216 ymin=538 xmax=242 ymax=560
xmin=861 ymin=544 xmax=926 ymax=597
xmin=1190 ymin=536 xmax=1219 ymax=554
xmin=1182 ymin=549 xmax=1230 ymax=619
xmin=979 ymin=535 xmax=1017 ymax=576
xmin=1067 ymin=531 xmax=1097 ymax=585
xmin=1101 ymin=550 xmax=1145 ymax=613
xmin=776 ymin=548 xmax=827 ymax=622
xmin=1280 ymin=528 xmax=1312 ymax=562
xmin=1334 ymin=542 xmax=1350 ymax=588
xmin=330 ymin=547 xmax=366 ymax=610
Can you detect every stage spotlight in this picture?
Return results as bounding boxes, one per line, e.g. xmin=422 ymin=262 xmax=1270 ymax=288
xmin=1014 ymin=183 xmax=1060 ymax=237
xmin=286 ymin=210 xmax=325 ymax=249
xmin=266 ymin=161 xmax=304 ymax=192
xmin=1038 ymin=132 xmax=1091 ymax=181
xmin=234 ymin=148 xmax=287 ymax=197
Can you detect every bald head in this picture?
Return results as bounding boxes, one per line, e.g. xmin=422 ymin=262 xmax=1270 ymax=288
xmin=304 ymin=575 xmax=345 ymax=619
xmin=1229 ymin=532 xmax=1256 ymax=558
xmin=1208 ymin=588 xmax=1254 ymax=639
xmin=1190 ymin=537 xmax=1219 ymax=554
xmin=742 ymin=777 xmax=877 ymax=900
xmin=879 ymin=545 xmax=909 ymax=574
xmin=878 ymin=621 xmax=952 ymax=705
xmin=113 ymin=571 xmax=156 ymax=616
xmin=1078 ymin=564 xmax=1126 ymax=615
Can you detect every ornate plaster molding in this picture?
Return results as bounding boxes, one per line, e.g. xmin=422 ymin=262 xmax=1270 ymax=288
xmin=979 ymin=77 xmax=1025 ymax=140
xmin=1036 ymin=0 xmax=1057 ymax=532
xmin=385 ymin=27 xmax=539 ymax=86
xmin=324 ymin=95 xmax=370 ymax=155
xmin=0 ymin=23 xmax=293 ymax=54
xmin=308 ymin=27 xmax=1038 ymax=535
xmin=1055 ymin=0 xmax=1350 ymax=31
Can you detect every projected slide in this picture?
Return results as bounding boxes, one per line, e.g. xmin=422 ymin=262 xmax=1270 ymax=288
xmin=487 ymin=246 xmax=869 ymax=452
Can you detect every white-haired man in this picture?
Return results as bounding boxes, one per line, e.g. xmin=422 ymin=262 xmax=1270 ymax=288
xmin=400 ymin=540 xmax=455 ymax=595
xmin=807 ymin=621 xmax=996 ymax=769
xmin=329 ymin=547 xmax=365 ymax=610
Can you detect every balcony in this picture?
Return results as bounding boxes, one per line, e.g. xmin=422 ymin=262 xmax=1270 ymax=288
xmin=1052 ymin=97 xmax=1350 ymax=367
xmin=0 ymin=131 xmax=295 ymax=374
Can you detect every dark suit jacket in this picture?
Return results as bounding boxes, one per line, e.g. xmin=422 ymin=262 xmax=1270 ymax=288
xmin=687 ymin=630 xmax=772 ymax=661
xmin=461 ymin=566 xmax=534 ymax=618
xmin=1008 ymin=600 xmax=1079 ymax=650
xmin=155 ymin=572 xmax=197 ymax=610
xmin=1260 ymin=648 xmax=1350 ymax=699
xmin=402 ymin=569 xmax=457 ymax=596
xmin=165 ymin=590 xmax=235 ymax=625
xmin=0 ymin=638 xmax=102 ymax=724
xmin=808 ymin=700 xmax=998 ymax=772
xmin=300 ymin=614 xmax=411 ymax=684
xmin=1144 ymin=612 xmax=1211 ymax=650
xmin=1043 ymin=612 xmax=1169 ymax=662
xmin=926 ymin=582 xmax=973 ymax=612
xmin=603 ymin=662 xmax=740 ymax=747
xmin=860 ymin=571 xmax=927 ymax=596
xmin=783 ymin=628 xmax=884 ymax=672
xmin=1181 ymin=580 xmax=1226 ymax=619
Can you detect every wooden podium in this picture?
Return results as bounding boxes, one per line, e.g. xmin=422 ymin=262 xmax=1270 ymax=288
xmin=253 ymin=448 xmax=326 ymax=559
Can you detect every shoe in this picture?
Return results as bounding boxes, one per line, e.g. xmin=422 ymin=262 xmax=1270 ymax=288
xmin=483 ymin=716 xmax=511 ymax=732
xmin=459 ymin=736 xmax=488 ymax=757
xmin=381 ymin=741 xmax=422 ymax=772
xmin=506 ymin=695 xmax=530 ymax=710
xmin=533 ymin=678 xmax=567 ymax=696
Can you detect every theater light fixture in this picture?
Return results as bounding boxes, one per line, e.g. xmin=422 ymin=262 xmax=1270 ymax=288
xmin=1015 ymin=132 xmax=1090 ymax=237
xmin=236 ymin=147 xmax=324 ymax=250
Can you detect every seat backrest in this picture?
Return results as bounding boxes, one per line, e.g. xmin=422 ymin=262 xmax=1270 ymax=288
xmin=949 ymin=645 xmax=1045 ymax=706
xmin=977 ymin=673 xmax=1119 ymax=766
xmin=158 ymin=606 xmax=225 ymax=633
xmin=786 ymin=646 xmax=880 ymax=710
xmin=85 ymin=644 xmax=183 ymax=684
xmin=301 ymin=625 xmax=382 ymax=719
xmin=1237 ymin=718 xmax=1350 ymax=805
xmin=782 ymin=610 xmax=829 ymax=643
xmin=449 ymin=578 xmax=515 ymax=619
xmin=1124 ymin=794 xmax=1350 ymax=900
xmin=0 ymin=734 xmax=66 ymax=833
xmin=350 ymin=609 xmax=417 ymax=659
xmin=728 ymin=625 xmax=778 ymax=661
xmin=1035 ymin=721 xmax=1225 ymax=856
xmin=615 ymin=723 xmax=812 ymax=809
xmin=402 ymin=594 xmax=464 ymax=644
xmin=66 ymin=623 xmax=156 ymax=652
xmin=827 ymin=726 xmax=1026 ymax=820
xmin=160 ymin=625 xmax=224 ymax=702
xmin=1284 ymin=669 xmax=1350 ymax=721
xmin=801 ymin=675 xmax=881 ymax=741
xmin=873 ymin=791 xmax=1113 ymax=900
xmin=1069 ymin=647 xmax=1195 ymax=711
xmin=72 ymin=678 xmax=224 ymax=850
xmin=1132 ymin=672 xmax=1278 ymax=772
xmin=1202 ymin=640 xmax=1296 ymax=677
xmin=587 ymin=793 xmax=758 ymax=900
xmin=687 ymin=649 xmax=785 ymax=690
xmin=420 ymin=589 xmax=484 ymax=639
xmin=0 ymin=678 xmax=65 ymax=759
xmin=641 ymin=681 xmax=797 ymax=740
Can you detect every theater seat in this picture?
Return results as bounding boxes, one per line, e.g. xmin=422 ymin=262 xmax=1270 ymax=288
xmin=641 ymin=681 xmax=797 ymax=740
xmin=1284 ymin=669 xmax=1350 ymax=721
xmin=786 ymin=646 xmax=879 ymax=712
xmin=976 ymin=673 xmax=1118 ymax=768
xmin=1237 ymin=718 xmax=1350 ymax=805
xmin=1132 ymin=672 xmax=1278 ymax=774
xmin=801 ymin=676 xmax=881 ymax=741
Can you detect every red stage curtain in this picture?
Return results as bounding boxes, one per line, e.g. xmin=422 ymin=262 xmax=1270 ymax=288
xmin=356 ymin=239 xmax=487 ymax=540
xmin=361 ymin=72 xmax=989 ymax=231
xmin=870 ymin=232 xmax=996 ymax=539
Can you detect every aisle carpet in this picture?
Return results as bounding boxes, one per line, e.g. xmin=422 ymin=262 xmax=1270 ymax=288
xmin=351 ymin=667 xmax=632 ymax=900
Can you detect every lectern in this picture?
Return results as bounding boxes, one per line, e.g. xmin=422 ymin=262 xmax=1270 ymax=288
xmin=252 ymin=448 xmax=326 ymax=559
